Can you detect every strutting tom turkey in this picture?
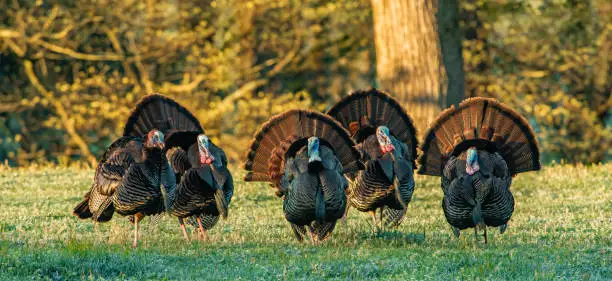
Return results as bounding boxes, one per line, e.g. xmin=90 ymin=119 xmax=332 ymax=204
xmin=73 ymin=129 xmax=175 ymax=247
xmin=327 ymin=88 xmax=418 ymax=229
xmin=166 ymin=135 xmax=232 ymax=241
xmin=418 ymin=97 xmax=540 ymax=243
xmin=244 ymin=110 xmax=363 ymax=243
xmin=74 ymin=94 xmax=232 ymax=246
xmin=123 ymin=94 xmax=233 ymax=242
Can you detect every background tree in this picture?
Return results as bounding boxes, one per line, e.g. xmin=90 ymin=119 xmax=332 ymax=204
xmin=369 ymin=0 xmax=464 ymax=131
xmin=0 ymin=0 xmax=373 ymax=165
xmin=0 ymin=0 xmax=609 ymax=165
xmin=460 ymin=0 xmax=611 ymax=163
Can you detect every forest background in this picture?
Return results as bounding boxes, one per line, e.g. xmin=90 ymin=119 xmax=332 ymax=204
xmin=0 ymin=0 xmax=609 ymax=167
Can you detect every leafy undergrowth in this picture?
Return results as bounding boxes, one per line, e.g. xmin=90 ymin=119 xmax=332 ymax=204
xmin=0 ymin=164 xmax=610 ymax=280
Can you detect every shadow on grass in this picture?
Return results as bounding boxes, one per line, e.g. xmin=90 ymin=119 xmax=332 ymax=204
xmin=360 ymin=229 xmax=427 ymax=245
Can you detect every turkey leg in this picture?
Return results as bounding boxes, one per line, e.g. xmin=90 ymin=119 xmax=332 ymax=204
xmin=379 ymin=207 xmax=385 ymax=230
xmin=178 ymin=217 xmax=189 ymax=241
xmin=370 ymin=210 xmax=378 ymax=231
xmin=132 ymin=213 xmax=143 ymax=248
xmin=341 ymin=205 xmax=351 ymax=225
xmin=196 ymin=216 xmax=208 ymax=241
xmin=306 ymin=225 xmax=317 ymax=246
xmin=484 ymin=225 xmax=488 ymax=244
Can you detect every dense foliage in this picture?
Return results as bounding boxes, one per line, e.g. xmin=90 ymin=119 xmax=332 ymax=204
xmin=0 ymin=0 xmax=609 ymax=166
xmin=461 ymin=0 xmax=611 ymax=163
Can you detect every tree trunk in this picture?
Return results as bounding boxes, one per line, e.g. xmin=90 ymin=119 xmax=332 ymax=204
xmin=437 ymin=0 xmax=465 ymax=106
xmin=370 ymin=0 xmax=464 ymax=131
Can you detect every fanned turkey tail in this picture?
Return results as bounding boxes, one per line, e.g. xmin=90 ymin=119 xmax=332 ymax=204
xmin=243 ymin=109 xmax=363 ymax=194
xmin=326 ymin=88 xmax=418 ymax=164
xmin=123 ymin=94 xmax=204 ymax=143
xmin=418 ymin=97 xmax=541 ymax=176
xmin=327 ymin=88 xmax=417 ymax=229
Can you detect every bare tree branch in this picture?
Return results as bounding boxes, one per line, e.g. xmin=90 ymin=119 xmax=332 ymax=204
xmin=0 ymin=29 xmax=21 ymax=38
xmin=23 ymin=60 xmax=97 ymax=167
xmin=200 ymin=79 xmax=268 ymax=124
xmin=30 ymin=37 xmax=124 ymax=61
xmin=4 ymin=38 xmax=26 ymax=57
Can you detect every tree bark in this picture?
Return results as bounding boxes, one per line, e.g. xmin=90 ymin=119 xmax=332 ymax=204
xmin=370 ymin=0 xmax=464 ymax=131
xmin=437 ymin=0 xmax=465 ymax=106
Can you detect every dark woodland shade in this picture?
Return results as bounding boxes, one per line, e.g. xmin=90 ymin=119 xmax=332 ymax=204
xmin=123 ymin=94 xmax=204 ymax=137
xmin=243 ymin=109 xmax=362 ymax=187
xmin=326 ymin=88 xmax=418 ymax=165
xmin=418 ymin=97 xmax=541 ymax=177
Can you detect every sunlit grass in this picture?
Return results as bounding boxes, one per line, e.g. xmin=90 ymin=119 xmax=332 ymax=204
xmin=0 ymin=164 xmax=610 ymax=280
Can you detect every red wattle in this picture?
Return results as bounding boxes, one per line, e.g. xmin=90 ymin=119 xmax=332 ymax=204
xmin=200 ymin=155 xmax=215 ymax=165
xmin=381 ymin=144 xmax=395 ymax=153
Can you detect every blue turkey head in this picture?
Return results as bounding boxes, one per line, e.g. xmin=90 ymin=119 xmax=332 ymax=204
xmin=466 ymin=147 xmax=480 ymax=175
xmin=146 ymin=130 xmax=165 ymax=149
xmin=376 ymin=126 xmax=395 ymax=154
xmin=307 ymin=137 xmax=321 ymax=163
xmin=198 ymin=134 xmax=215 ymax=165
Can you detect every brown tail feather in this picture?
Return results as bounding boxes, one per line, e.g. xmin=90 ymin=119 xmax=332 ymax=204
xmin=73 ymin=192 xmax=92 ymax=219
xmin=418 ymin=97 xmax=540 ymax=176
xmin=92 ymin=197 xmax=115 ymax=222
xmin=243 ymin=110 xmax=362 ymax=189
xmin=326 ymin=88 xmax=418 ymax=162
xmin=123 ymin=93 xmax=203 ymax=137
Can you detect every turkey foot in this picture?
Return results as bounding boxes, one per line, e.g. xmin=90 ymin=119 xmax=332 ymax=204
xmin=307 ymin=225 xmax=318 ymax=246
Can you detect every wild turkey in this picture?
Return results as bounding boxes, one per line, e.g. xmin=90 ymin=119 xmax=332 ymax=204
xmin=73 ymin=136 xmax=145 ymax=223
xmin=122 ymin=94 xmax=233 ymax=241
xmin=166 ymin=134 xmax=232 ymax=241
xmin=418 ymin=97 xmax=540 ymax=243
xmin=73 ymin=129 xmax=175 ymax=247
xmin=244 ymin=110 xmax=362 ymax=243
xmin=326 ymin=89 xmax=418 ymax=229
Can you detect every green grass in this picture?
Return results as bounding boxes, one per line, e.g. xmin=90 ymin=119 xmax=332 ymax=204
xmin=0 ymin=164 xmax=610 ymax=280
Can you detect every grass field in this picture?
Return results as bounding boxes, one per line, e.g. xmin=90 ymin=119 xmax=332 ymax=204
xmin=0 ymin=164 xmax=610 ymax=280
